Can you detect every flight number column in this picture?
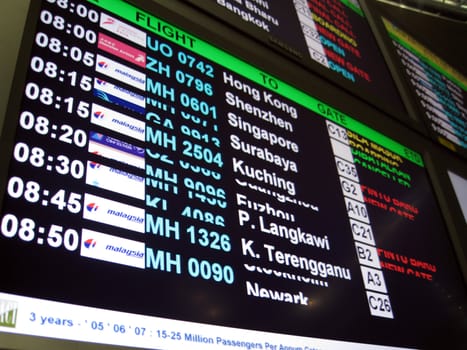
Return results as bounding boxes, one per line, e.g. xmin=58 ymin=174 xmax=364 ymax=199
xmin=144 ymin=32 xmax=234 ymax=285
xmin=327 ymin=121 xmax=393 ymax=319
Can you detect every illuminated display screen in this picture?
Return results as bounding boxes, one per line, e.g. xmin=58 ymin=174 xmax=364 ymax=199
xmin=0 ymin=0 xmax=466 ymax=349
xmin=383 ymin=18 xmax=467 ymax=158
xmin=185 ymin=0 xmax=405 ymax=116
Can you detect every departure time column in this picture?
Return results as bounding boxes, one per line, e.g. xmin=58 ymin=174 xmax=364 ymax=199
xmin=0 ymin=1 xmax=101 ymax=256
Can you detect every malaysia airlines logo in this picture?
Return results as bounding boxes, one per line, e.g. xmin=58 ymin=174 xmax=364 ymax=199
xmin=86 ymin=203 xmax=99 ymax=212
xmin=95 ymin=54 xmax=145 ymax=90
xmin=83 ymin=193 xmax=145 ymax=233
xmin=96 ymin=79 xmax=107 ymax=87
xmin=98 ymin=61 xmax=109 ymax=69
xmin=80 ymin=229 xmax=145 ymax=269
xmin=88 ymin=162 xmax=101 ymax=169
xmin=93 ymin=111 xmax=105 ymax=120
xmin=87 ymin=161 xmax=103 ymax=187
xmin=84 ymin=238 xmax=97 ymax=248
xmin=91 ymin=103 xmax=145 ymax=141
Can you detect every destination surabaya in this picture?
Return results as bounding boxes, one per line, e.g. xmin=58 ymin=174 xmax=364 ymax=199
xmin=230 ymin=134 xmax=298 ymax=172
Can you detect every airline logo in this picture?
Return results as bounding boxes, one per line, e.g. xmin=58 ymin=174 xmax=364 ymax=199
xmin=86 ymin=161 xmax=145 ymax=200
xmin=84 ymin=238 xmax=97 ymax=248
xmin=91 ymin=103 xmax=145 ymax=141
xmin=83 ymin=193 xmax=145 ymax=233
xmin=98 ymin=32 xmax=146 ymax=68
xmin=93 ymin=78 xmax=145 ymax=115
xmin=81 ymin=228 xmax=145 ymax=269
xmin=95 ymin=54 xmax=146 ymax=91
xmin=86 ymin=202 xmax=99 ymax=212
xmin=88 ymin=131 xmax=145 ymax=169
xmin=97 ymin=61 xmax=108 ymax=69
xmin=100 ymin=13 xmax=146 ymax=47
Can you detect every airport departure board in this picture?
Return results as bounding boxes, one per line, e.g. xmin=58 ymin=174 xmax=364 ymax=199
xmin=0 ymin=0 xmax=466 ymax=349
xmin=382 ymin=18 xmax=467 ymax=158
xmin=185 ymin=0 xmax=405 ymax=116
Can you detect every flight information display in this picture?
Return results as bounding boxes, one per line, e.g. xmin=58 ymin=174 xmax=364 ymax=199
xmin=185 ymin=0 xmax=405 ymax=116
xmin=0 ymin=0 xmax=466 ymax=349
xmin=382 ymin=18 xmax=467 ymax=158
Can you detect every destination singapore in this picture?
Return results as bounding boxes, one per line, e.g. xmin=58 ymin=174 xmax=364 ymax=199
xmin=228 ymin=112 xmax=299 ymax=152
